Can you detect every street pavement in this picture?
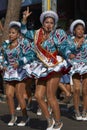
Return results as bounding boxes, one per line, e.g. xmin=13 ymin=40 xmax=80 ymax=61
xmin=0 ymin=99 xmax=87 ymax=130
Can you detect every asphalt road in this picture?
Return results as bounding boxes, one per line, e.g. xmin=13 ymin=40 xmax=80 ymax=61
xmin=0 ymin=99 xmax=87 ymax=130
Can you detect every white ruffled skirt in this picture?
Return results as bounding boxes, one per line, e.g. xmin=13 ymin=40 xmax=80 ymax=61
xmin=23 ymin=56 xmax=70 ymax=79
xmin=3 ymin=67 xmax=27 ymax=81
xmin=69 ymin=61 xmax=87 ymax=76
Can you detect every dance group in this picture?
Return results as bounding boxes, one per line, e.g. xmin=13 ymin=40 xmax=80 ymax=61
xmin=0 ymin=7 xmax=87 ymax=130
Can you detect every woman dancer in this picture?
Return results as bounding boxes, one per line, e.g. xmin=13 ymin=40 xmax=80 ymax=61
xmin=21 ymin=8 xmax=71 ymax=130
xmin=60 ymin=19 xmax=87 ymax=121
xmin=1 ymin=21 xmax=36 ymax=126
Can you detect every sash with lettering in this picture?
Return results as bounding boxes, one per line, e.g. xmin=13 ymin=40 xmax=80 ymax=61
xmin=34 ymin=28 xmax=60 ymax=67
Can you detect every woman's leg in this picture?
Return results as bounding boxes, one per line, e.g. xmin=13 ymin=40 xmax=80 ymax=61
xmin=15 ymin=80 xmax=31 ymax=126
xmin=16 ymin=79 xmax=33 ymax=111
xmin=16 ymin=82 xmax=27 ymax=111
xmin=35 ymin=80 xmax=54 ymax=130
xmin=72 ymin=74 xmax=81 ymax=112
xmin=72 ymin=74 xmax=82 ymax=120
xmin=59 ymin=82 xmax=71 ymax=97
xmin=46 ymin=73 xmax=63 ymax=130
xmin=82 ymin=74 xmax=87 ymax=111
xmin=81 ymin=74 xmax=87 ymax=120
xmin=46 ymin=73 xmax=61 ymax=121
xmin=6 ymin=82 xmax=15 ymax=115
xmin=25 ymin=78 xmax=33 ymax=108
xmin=25 ymin=78 xmax=33 ymax=100
xmin=15 ymin=81 xmax=28 ymax=117
xmin=35 ymin=79 xmax=50 ymax=118
xmin=5 ymin=81 xmax=17 ymax=126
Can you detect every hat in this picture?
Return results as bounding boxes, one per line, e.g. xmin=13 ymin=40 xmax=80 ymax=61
xmin=9 ymin=21 xmax=21 ymax=28
xmin=70 ymin=19 xmax=85 ymax=33
xmin=40 ymin=10 xmax=58 ymax=24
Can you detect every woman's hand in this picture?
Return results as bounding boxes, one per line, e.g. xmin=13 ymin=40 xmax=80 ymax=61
xmin=22 ymin=7 xmax=32 ymax=24
xmin=3 ymin=66 xmax=7 ymax=71
xmin=75 ymin=37 xmax=84 ymax=48
xmin=12 ymin=62 xmax=19 ymax=69
xmin=69 ymin=54 xmax=75 ymax=59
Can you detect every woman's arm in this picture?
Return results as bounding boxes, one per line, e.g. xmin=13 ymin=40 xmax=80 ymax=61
xmin=16 ymin=39 xmax=36 ymax=66
xmin=22 ymin=7 xmax=32 ymax=25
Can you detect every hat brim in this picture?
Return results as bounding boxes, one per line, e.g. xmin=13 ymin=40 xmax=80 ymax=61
xmin=70 ymin=19 xmax=85 ymax=33
xmin=9 ymin=21 xmax=21 ymax=28
xmin=40 ymin=10 xmax=58 ymax=24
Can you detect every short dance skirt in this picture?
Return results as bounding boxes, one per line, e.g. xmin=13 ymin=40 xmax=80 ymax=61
xmin=68 ymin=60 xmax=87 ymax=76
xmin=3 ymin=67 xmax=27 ymax=81
xmin=23 ymin=56 xmax=71 ymax=79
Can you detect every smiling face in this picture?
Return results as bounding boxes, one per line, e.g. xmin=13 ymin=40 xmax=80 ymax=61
xmin=73 ymin=24 xmax=85 ymax=38
xmin=42 ymin=17 xmax=55 ymax=33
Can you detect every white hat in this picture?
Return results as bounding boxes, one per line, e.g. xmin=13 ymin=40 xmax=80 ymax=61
xmin=9 ymin=21 xmax=21 ymax=28
xmin=40 ymin=10 xmax=58 ymax=24
xmin=70 ymin=19 xmax=85 ymax=33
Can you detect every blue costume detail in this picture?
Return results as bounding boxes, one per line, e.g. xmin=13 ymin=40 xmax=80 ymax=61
xmin=2 ymin=38 xmax=37 ymax=81
xmin=22 ymin=26 xmax=70 ymax=78
xmin=60 ymin=35 xmax=87 ymax=75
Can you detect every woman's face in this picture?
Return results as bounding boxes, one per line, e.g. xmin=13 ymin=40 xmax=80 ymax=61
xmin=74 ymin=24 xmax=85 ymax=38
xmin=42 ymin=17 xmax=55 ymax=32
xmin=9 ymin=28 xmax=19 ymax=41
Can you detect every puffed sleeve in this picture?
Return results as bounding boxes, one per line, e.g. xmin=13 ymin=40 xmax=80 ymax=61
xmin=59 ymin=37 xmax=78 ymax=59
xmin=2 ymin=40 xmax=10 ymax=50
xmin=2 ymin=49 xmax=9 ymax=68
xmin=21 ymin=23 xmax=35 ymax=41
xmin=53 ymin=29 xmax=67 ymax=50
xmin=1 ymin=41 xmax=9 ymax=67
xmin=16 ymin=38 xmax=37 ymax=66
